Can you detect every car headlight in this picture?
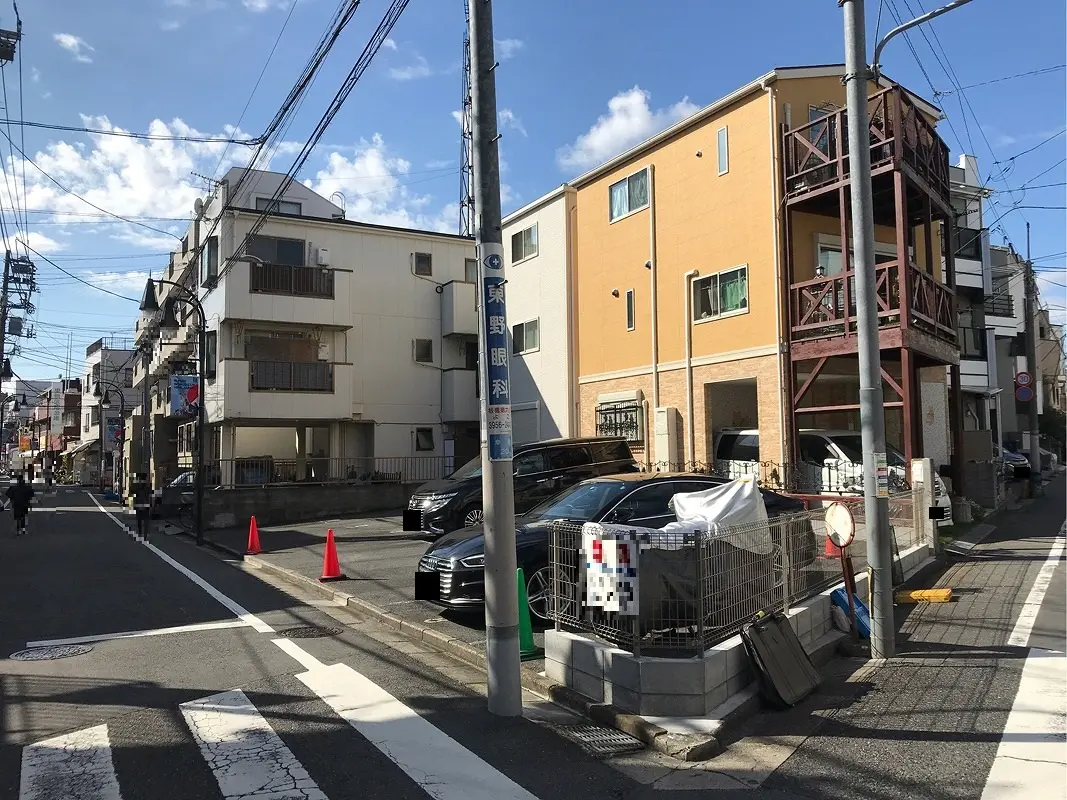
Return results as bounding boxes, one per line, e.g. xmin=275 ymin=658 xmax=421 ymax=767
xmin=459 ymin=554 xmax=485 ymax=568
xmin=424 ymin=493 xmax=457 ymax=512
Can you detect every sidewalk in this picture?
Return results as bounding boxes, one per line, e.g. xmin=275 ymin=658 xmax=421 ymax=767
xmin=687 ymin=474 xmax=1067 ymax=798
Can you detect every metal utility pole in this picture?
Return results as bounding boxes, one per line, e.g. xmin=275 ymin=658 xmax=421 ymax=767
xmin=841 ymin=0 xmax=895 ymax=659
xmin=469 ymin=0 xmax=521 ymax=717
xmin=1024 ymin=222 xmax=1041 ymax=483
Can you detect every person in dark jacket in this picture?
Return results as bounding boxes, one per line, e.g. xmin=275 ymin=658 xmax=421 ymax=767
xmin=132 ymin=474 xmax=152 ymax=540
xmin=6 ymin=472 xmax=35 ymax=536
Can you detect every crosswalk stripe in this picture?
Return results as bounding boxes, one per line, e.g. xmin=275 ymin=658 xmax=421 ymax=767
xmin=20 ymin=723 xmax=123 ymax=800
xmin=299 ymin=662 xmax=542 ymax=800
xmin=180 ymin=689 xmax=328 ymax=800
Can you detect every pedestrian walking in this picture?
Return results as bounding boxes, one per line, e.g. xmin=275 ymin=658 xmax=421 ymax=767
xmin=5 ymin=472 xmax=35 ymax=536
xmin=132 ymin=474 xmax=151 ymax=540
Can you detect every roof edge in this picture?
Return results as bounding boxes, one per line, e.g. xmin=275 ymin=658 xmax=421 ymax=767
xmin=501 ymin=184 xmax=573 ymax=226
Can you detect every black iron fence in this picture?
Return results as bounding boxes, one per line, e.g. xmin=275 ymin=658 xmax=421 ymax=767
xmin=249 ymin=263 xmax=335 ymax=298
xmin=202 ymin=456 xmax=450 ymax=487
xmin=548 ymin=490 xmax=923 ymax=656
xmin=250 ymin=361 xmax=334 ymax=392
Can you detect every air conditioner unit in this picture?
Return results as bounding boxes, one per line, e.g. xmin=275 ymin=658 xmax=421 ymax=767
xmin=654 ymin=406 xmax=683 ymax=472
xmin=316 ymin=247 xmax=330 ymax=267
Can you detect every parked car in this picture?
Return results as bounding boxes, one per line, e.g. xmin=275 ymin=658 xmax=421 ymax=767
xmin=415 ymin=472 xmax=813 ymax=621
xmin=403 ymin=437 xmax=639 ymax=537
xmin=714 ymin=427 xmax=953 ymax=525
xmin=994 ymin=444 xmax=1031 ymax=480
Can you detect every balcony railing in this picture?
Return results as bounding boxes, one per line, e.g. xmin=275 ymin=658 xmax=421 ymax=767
xmin=250 ymin=360 xmax=334 ymax=392
xmin=250 ymin=263 xmax=334 ymax=299
xmin=789 ymin=259 xmax=956 ymax=345
xmin=783 ymin=86 xmax=951 ymax=207
xmin=984 ymin=293 xmax=1014 ymax=318
xmin=959 ymin=326 xmax=987 ymax=359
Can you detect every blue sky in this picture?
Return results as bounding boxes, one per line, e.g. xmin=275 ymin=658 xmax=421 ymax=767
xmin=8 ymin=0 xmax=1066 ymax=378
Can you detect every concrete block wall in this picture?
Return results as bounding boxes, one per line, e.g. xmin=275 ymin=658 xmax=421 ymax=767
xmin=546 ymin=541 xmax=934 ymax=718
xmin=200 ymin=481 xmax=418 ymax=529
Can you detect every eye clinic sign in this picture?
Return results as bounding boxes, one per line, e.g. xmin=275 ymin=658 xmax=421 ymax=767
xmin=480 ymin=247 xmax=513 ymax=461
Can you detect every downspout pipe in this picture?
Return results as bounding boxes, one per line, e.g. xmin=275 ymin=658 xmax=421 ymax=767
xmin=683 ymin=269 xmax=699 ymax=468
xmin=761 ymin=78 xmax=789 ymax=465
xmin=648 ymin=165 xmax=660 ymax=429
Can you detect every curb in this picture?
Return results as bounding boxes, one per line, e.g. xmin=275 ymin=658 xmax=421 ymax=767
xmin=236 ymin=551 xmax=722 ymax=761
xmin=164 ymin=522 xmax=249 ymax=561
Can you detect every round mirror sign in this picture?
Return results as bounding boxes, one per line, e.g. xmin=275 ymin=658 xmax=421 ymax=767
xmin=824 ymin=501 xmax=856 ymax=548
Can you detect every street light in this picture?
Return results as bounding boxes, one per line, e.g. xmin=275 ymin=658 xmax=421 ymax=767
xmin=94 ymin=379 xmax=126 ymax=493
xmin=140 ymin=277 xmax=207 ymax=547
xmin=100 ymin=390 xmax=112 ymax=410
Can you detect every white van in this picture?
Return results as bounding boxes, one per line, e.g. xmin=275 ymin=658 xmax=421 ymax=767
xmin=713 ymin=427 xmax=952 ymax=524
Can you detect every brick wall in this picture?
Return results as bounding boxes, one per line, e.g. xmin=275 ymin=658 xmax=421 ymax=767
xmin=579 ymin=353 xmax=783 ymax=466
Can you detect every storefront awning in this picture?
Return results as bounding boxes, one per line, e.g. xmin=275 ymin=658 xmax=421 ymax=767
xmin=962 ymin=386 xmax=1003 ymax=398
xmin=64 ymin=439 xmax=97 ymax=458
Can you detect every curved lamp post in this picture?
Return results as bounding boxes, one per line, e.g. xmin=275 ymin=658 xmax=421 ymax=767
xmin=140 ymin=278 xmax=207 ymax=546
xmin=1 ymin=394 xmax=24 ymax=470
xmin=93 ymin=380 xmax=127 ymax=493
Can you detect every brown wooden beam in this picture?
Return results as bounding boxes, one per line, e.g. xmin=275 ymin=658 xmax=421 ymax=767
xmin=895 ymin=170 xmax=911 ymax=330
xmin=880 ymin=367 xmax=904 ymax=400
xmin=797 ymin=401 xmax=905 ymax=414
xmin=794 ymin=357 xmax=829 ymax=406
xmin=901 ymin=348 xmax=915 ymax=463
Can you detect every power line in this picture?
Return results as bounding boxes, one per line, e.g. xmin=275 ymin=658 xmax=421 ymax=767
xmin=0 ymin=117 xmax=260 ymax=145
xmin=941 ymin=65 xmax=1066 ymax=93
xmin=990 ymin=129 xmax=1067 ymax=178
xmin=18 ymin=240 xmax=139 ymax=302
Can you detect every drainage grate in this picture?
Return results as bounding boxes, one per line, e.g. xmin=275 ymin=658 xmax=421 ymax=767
xmin=278 ymin=625 xmax=342 ymax=639
xmin=553 ymin=724 xmax=645 ymax=758
xmin=10 ymin=644 xmax=94 ymax=661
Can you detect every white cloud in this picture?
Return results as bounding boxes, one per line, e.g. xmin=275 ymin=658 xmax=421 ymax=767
xmin=83 ymin=270 xmax=154 ymax=291
xmin=14 ymin=231 xmax=65 ymax=254
xmin=388 ymin=54 xmax=433 ymax=81
xmin=242 ymin=0 xmax=291 ymax=10
xmin=305 ymin=134 xmax=458 ymax=233
xmin=498 ymin=109 xmax=526 ymax=137
xmin=556 ymin=86 xmax=699 ymax=172
xmin=160 ymin=20 xmax=182 ymax=31
xmin=495 ymin=38 xmax=523 ymax=60
xmin=53 ymin=33 xmax=95 ymax=64
xmin=383 ymin=37 xmax=398 ymax=51
xmin=425 ymin=159 xmax=453 ymax=169
xmin=29 ymin=67 xmax=40 ymax=83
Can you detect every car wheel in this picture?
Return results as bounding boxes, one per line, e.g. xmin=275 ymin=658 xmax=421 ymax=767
xmin=526 ymin=565 xmax=553 ymax=622
xmin=462 ymin=505 xmax=483 ymax=527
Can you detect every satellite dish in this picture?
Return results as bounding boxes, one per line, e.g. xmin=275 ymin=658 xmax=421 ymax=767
xmin=194 ymin=197 xmax=204 ymax=216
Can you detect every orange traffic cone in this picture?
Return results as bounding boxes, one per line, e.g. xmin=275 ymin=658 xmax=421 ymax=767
xmin=319 ymin=529 xmax=345 ymax=582
xmin=246 ymin=516 xmax=262 ymax=555
xmin=824 ymin=535 xmax=842 ymax=558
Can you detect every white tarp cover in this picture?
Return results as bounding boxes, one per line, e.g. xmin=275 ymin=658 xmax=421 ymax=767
xmin=663 ymin=477 xmax=773 ymax=555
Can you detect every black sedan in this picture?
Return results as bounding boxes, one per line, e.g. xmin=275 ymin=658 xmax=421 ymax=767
xmin=415 ymin=472 xmax=812 ymax=621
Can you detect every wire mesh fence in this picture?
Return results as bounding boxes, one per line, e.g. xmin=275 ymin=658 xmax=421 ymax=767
xmin=202 ymin=456 xmax=450 ymax=487
xmin=548 ymin=488 xmax=927 ymax=657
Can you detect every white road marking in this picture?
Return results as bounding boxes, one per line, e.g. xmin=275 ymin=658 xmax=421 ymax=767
xmin=272 ymin=638 xmax=326 ymax=671
xmin=1007 ymin=531 xmax=1066 ymax=648
xmin=981 ymin=648 xmax=1067 ymax=799
xmin=27 ymin=619 xmax=253 ymax=648
xmin=85 ymin=491 xmax=274 ymax=634
xmin=181 ymin=689 xmax=328 ymax=800
xmin=20 ymin=724 xmax=123 ymax=800
xmin=299 ymin=662 xmax=541 ymax=800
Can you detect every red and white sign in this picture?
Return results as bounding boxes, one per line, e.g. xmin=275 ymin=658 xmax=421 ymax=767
xmin=1015 ymin=371 xmax=1033 ymax=387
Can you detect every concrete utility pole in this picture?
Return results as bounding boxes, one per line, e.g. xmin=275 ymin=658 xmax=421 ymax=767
xmin=1024 ymin=222 xmax=1041 ymax=483
xmin=841 ymin=0 xmax=895 ymax=659
xmin=469 ymin=0 xmax=521 ymax=716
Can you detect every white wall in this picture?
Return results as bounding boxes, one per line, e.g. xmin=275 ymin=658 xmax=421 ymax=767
xmin=502 ymin=188 xmax=575 ymax=443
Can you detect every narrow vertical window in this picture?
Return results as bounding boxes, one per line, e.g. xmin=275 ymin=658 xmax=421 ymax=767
xmin=626 ymin=289 xmax=635 ymax=331
xmin=717 ymin=127 xmax=729 ymax=176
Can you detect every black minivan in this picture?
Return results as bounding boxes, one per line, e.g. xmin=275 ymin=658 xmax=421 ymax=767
xmin=403 ymin=437 xmax=639 ymax=537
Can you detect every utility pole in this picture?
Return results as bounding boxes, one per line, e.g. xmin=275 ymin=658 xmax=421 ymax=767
xmin=1024 ymin=222 xmax=1041 ymax=485
xmin=0 ymin=252 xmax=10 ymax=374
xmin=841 ymin=0 xmax=895 ymax=659
xmin=469 ymin=0 xmax=521 ymax=716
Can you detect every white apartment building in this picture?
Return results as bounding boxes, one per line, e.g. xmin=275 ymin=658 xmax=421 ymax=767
xmin=134 ymin=168 xmax=479 ymax=485
xmin=65 ymin=338 xmax=138 ymax=485
xmin=501 ymin=185 xmax=577 ymax=443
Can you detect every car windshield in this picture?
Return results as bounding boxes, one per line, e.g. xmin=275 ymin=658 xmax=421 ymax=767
xmin=524 ymin=480 xmax=632 ymax=522
xmin=447 ymin=456 xmax=482 ymax=481
xmin=830 ymin=435 xmax=906 ymax=467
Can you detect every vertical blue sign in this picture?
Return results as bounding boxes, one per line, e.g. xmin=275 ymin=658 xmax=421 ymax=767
xmin=481 ymin=248 xmax=513 ymax=461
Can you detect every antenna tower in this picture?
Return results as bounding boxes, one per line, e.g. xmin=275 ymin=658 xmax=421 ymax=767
xmin=458 ymin=0 xmax=474 ymax=237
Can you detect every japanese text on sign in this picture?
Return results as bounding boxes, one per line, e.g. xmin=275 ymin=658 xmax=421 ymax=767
xmin=481 ymin=247 xmax=513 ymax=461
xmin=581 ymin=525 xmax=640 ymax=616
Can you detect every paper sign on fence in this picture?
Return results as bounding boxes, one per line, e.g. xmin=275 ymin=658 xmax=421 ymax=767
xmin=581 ymin=524 xmax=640 ymax=616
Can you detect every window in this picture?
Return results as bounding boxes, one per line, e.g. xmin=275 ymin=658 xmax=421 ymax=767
xmin=201 ymin=235 xmax=219 ymax=285
xmin=715 ymin=432 xmax=759 ymax=462
xmin=546 ymin=445 xmax=591 ymax=470
xmin=625 ymin=289 xmax=636 ymax=331
xmin=413 ymin=252 xmax=432 ymax=276
xmin=255 ymin=197 xmax=302 ymax=216
xmin=717 ymin=127 xmax=729 ymax=175
xmin=122 ymin=368 xmax=133 ymax=388
xmin=510 ymin=224 xmax=538 ymax=263
xmin=464 ymin=258 xmax=479 ymax=283
xmin=413 ymin=338 xmax=434 ymax=364
xmin=512 ymin=319 xmax=539 ymax=355
xmin=247 ymin=235 xmax=305 ymax=267
xmin=464 ymin=340 xmax=479 ymax=370
xmin=84 ymin=412 xmax=90 ymax=433
xmin=204 ymin=330 xmax=218 ymax=379
xmin=693 ymin=266 xmax=748 ymax=322
xmin=513 ymin=451 xmax=546 ymax=476
xmin=609 ymin=483 xmax=682 ymax=524
xmin=415 ymin=427 xmax=434 ymax=451
xmin=608 ymin=167 xmax=650 ymax=222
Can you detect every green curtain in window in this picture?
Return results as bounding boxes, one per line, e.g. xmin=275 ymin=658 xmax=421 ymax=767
xmin=719 ymin=271 xmax=747 ymax=312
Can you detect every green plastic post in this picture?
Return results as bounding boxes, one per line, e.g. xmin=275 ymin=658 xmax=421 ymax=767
xmin=516 ymin=567 xmax=544 ymax=660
